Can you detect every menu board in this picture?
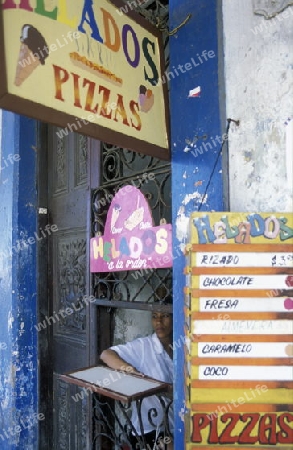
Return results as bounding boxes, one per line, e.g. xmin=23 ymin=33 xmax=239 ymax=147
xmin=184 ymin=212 xmax=293 ymax=449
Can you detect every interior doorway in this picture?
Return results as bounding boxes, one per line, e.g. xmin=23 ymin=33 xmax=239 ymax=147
xmin=38 ymin=124 xmax=171 ymax=448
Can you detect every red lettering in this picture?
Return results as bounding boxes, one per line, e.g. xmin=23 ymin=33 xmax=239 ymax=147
xmin=1 ymin=0 xmax=17 ymax=8
xmin=259 ymin=413 xmax=277 ymax=445
xmin=53 ymin=65 xmax=69 ymax=101
xmin=98 ymin=86 xmax=112 ymax=119
xmin=51 ymin=67 xmax=143 ymax=129
xmin=83 ymin=78 xmax=98 ymax=113
xmin=2 ymin=0 xmax=33 ymax=10
xmin=113 ymin=94 xmax=130 ymax=126
xmin=219 ymin=413 xmax=240 ymax=444
xmin=238 ymin=413 xmax=259 ymax=444
xmin=277 ymin=412 xmax=293 ymax=444
xmin=129 ymin=100 xmax=142 ymax=131
xmin=191 ymin=414 xmax=210 ymax=443
xmin=72 ymin=73 xmax=82 ymax=108
xmin=191 ymin=412 xmax=293 ymax=445
xmin=207 ymin=414 xmax=219 ymax=444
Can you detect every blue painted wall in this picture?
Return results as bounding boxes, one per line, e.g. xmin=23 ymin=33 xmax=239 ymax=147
xmin=0 ymin=112 xmax=38 ymax=449
xmin=169 ymin=1 xmax=225 ymax=447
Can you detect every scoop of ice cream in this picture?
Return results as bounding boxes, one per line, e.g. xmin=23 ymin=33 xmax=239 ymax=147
xmin=139 ymin=93 xmax=146 ymax=106
xmin=20 ymin=24 xmax=48 ymax=65
xmin=140 ymin=91 xmax=154 ymax=112
xmin=138 ymin=85 xmax=154 ymax=112
xmin=139 ymin=85 xmax=147 ymax=95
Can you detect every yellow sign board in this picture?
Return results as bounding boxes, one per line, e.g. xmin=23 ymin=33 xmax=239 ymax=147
xmin=185 ymin=212 xmax=293 ymax=448
xmin=190 ymin=212 xmax=293 ymax=245
xmin=0 ymin=0 xmax=169 ymax=159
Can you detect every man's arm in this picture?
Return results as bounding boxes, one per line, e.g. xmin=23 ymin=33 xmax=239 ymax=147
xmin=100 ymin=349 xmax=144 ymax=376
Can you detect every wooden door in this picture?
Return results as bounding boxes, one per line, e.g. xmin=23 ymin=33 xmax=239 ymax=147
xmin=38 ymin=124 xmax=99 ymax=449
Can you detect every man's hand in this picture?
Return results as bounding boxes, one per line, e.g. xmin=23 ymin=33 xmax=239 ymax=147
xmin=100 ymin=349 xmax=145 ymax=377
xmin=121 ymin=365 xmax=145 ymax=377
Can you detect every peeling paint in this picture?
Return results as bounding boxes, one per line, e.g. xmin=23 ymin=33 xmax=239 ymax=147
xmin=8 ymin=311 xmax=14 ymax=330
xmin=175 ymin=206 xmax=189 ymax=247
xmin=182 ymin=191 xmax=204 ymax=206
xmin=178 ymin=402 xmax=188 ymax=422
xmin=0 ymin=113 xmax=38 ymax=449
xmin=188 ymin=86 xmax=201 ymax=97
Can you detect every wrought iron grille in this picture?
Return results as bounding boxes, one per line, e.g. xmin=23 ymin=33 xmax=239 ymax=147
xmin=92 ymin=392 xmax=173 ymax=450
xmin=91 ymin=0 xmax=171 ymax=309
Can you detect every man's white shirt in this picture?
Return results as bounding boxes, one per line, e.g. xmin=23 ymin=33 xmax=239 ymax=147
xmin=110 ymin=333 xmax=173 ymax=435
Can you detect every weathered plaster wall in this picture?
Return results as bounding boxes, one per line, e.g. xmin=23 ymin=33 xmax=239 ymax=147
xmin=222 ymin=1 xmax=293 ymax=212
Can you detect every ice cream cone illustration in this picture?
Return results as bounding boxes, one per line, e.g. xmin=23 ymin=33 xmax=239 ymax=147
xmin=14 ymin=24 xmax=48 ymax=86
xmin=15 ymin=44 xmax=40 ymax=86
xmin=138 ymin=85 xmax=154 ymax=113
xmin=124 ymin=198 xmax=144 ymax=231
xmin=111 ymin=204 xmax=121 ymax=232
